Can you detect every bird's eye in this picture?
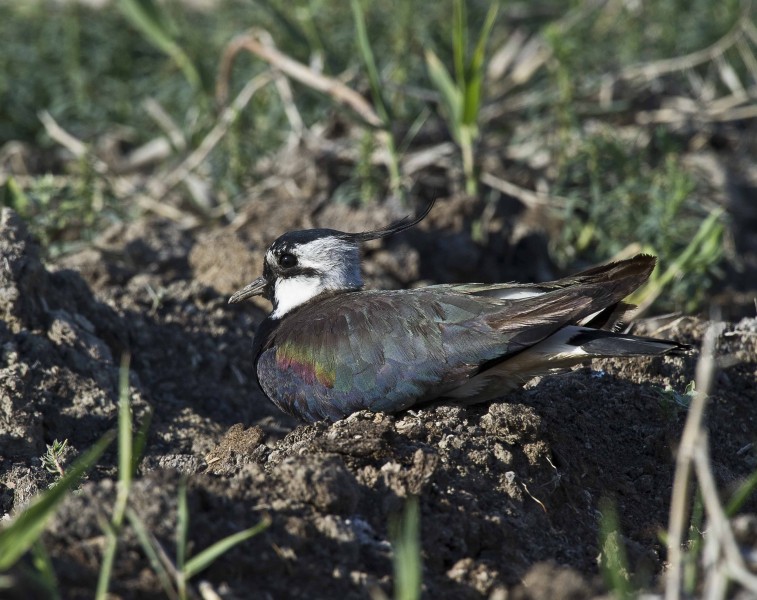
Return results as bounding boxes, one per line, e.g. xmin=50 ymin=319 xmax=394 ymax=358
xmin=279 ymin=253 xmax=298 ymax=268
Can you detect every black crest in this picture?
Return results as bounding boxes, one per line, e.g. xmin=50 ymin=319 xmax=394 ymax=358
xmin=266 ymin=199 xmax=436 ymax=253
xmin=340 ymin=199 xmax=435 ymax=242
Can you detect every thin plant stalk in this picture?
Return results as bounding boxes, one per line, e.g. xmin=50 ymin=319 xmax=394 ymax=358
xmin=351 ymin=0 xmax=402 ymax=194
xmin=117 ymin=0 xmax=204 ymax=94
xmin=95 ymin=354 xmax=133 ymax=600
xmin=126 ymin=508 xmax=178 ymax=600
xmin=390 ymin=496 xmax=422 ymax=600
xmin=176 ymin=477 xmax=189 ymax=600
xmin=425 ymin=0 xmax=499 ymax=195
xmin=598 ymin=498 xmax=632 ymax=599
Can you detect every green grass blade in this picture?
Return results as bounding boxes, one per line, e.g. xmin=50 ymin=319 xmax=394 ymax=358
xmin=462 ymin=1 xmax=499 ymax=126
xmin=598 ymin=498 xmax=632 ymax=599
xmin=117 ymin=0 xmax=175 ymax=55
xmin=390 ymin=496 xmax=422 ymax=600
xmin=2 ymin=177 xmax=31 ymax=215
xmin=176 ymin=477 xmax=189 ymax=573
xmin=117 ymin=354 xmax=133 ymax=499
xmin=117 ymin=0 xmax=203 ymax=92
xmin=95 ymin=528 xmax=118 ymax=600
xmin=351 ymin=0 xmax=391 ymax=125
xmin=397 ymin=107 xmax=431 ymax=156
xmin=470 ymin=2 xmax=500 ymax=75
xmin=683 ymin=491 xmax=705 ymax=595
xmin=131 ymin=406 xmax=153 ymax=478
xmin=31 ymin=540 xmax=60 ymax=599
xmin=0 ymin=431 xmax=115 ymax=570
xmin=126 ymin=508 xmax=178 ymax=600
xmin=726 ymin=468 xmax=757 ymax=516
xmin=257 ymin=0 xmax=318 ymax=58
xmin=630 ymin=208 xmax=724 ymax=310
xmin=96 ymin=354 xmax=134 ymax=600
xmin=176 ymin=477 xmax=190 ymax=600
xmin=452 ymin=0 xmax=466 ymax=87
xmin=425 ymin=49 xmax=462 ymax=141
xmin=182 ymin=518 xmax=270 ymax=580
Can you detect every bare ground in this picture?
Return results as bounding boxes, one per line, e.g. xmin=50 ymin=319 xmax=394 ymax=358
xmin=1 ymin=192 xmax=756 ymax=598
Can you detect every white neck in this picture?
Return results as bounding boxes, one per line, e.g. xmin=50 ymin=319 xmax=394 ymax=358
xmin=271 ymin=276 xmax=330 ymax=318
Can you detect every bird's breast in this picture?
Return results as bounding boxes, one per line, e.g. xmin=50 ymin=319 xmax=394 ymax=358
xmin=276 ymin=342 xmax=336 ymax=388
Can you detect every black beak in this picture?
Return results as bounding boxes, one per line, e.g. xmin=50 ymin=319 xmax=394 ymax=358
xmin=228 ymin=276 xmax=269 ymax=304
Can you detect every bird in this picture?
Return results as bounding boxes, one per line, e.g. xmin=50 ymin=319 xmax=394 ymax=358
xmin=229 ymin=200 xmax=689 ymax=422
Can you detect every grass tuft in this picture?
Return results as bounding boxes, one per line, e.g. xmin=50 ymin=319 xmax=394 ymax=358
xmin=0 ymin=431 xmax=115 ymax=571
xmin=425 ymin=0 xmax=499 ymax=195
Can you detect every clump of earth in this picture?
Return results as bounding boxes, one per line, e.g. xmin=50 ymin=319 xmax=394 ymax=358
xmin=1 ymin=196 xmax=756 ymax=599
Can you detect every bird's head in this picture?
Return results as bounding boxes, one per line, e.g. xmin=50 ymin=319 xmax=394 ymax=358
xmin=229 ymin=200 xmax=435 ymax=318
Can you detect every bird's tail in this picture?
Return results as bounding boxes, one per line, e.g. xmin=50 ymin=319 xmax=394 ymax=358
xmin=442 ymin=326 xmax=690 ymax=403
xmin=495 ymin=325 xmax=690 ymax=380
xmin=565 ymin=328 xmax=691 ymax=357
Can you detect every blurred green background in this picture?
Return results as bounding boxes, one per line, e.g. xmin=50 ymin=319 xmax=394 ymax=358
xmin=1 ymin=0 xmax=754 ymax=314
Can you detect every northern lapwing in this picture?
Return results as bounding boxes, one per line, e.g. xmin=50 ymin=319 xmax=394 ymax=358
xmin=229 ymin=201 xmax=689 ymax=422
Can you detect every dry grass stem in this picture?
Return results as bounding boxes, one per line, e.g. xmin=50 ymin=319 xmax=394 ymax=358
xmin=636 ymin=103 xmax=757 ymax=126
xmin=142 ymin=98 xmax=187 ymax=152
xmin=480 ymin=172 xmax=569 ymax=210
xmin=155 ymin=72 xmax=272 ymax=198
xmin=665 ymin=322 xmax=720 ymax=600
xmin=38 ymin=110 xmax=90 ymax=160
xmin=694 ymin=438 xmax=757 ymax=598
xmin=272 ymin=70 xmax=305 ymax=140
xmin=216 ymin=30 xmax=382 ymax=128
xmin=39 ymin=110 xmax=197 ymax=225
xmin=620 ymin=14 xmax=753 ymax=83
xmin=665 ymin=320 xmax=757 ymax=599
xmin=401 ymin=143 xmax=456 ymax=175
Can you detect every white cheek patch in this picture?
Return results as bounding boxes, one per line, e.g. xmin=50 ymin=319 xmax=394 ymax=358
xmin=271 ymin=276 xmax=324 ymax=318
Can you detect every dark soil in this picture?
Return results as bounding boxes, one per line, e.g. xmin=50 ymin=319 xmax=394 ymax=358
xmin=1 ymin=194 xmax=756 ymax=599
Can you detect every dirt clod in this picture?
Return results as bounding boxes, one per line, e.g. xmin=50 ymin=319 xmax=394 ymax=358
xmin=1 ymin=202 xmax=755 ymax=599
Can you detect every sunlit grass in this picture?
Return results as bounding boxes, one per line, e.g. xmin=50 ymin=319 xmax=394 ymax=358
xmin=0 ymin=0 xmax=744 ymax=307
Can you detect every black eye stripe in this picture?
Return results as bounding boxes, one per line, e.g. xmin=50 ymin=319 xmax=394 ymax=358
xmin=286 ymin=266 xmax=319 ymax=278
